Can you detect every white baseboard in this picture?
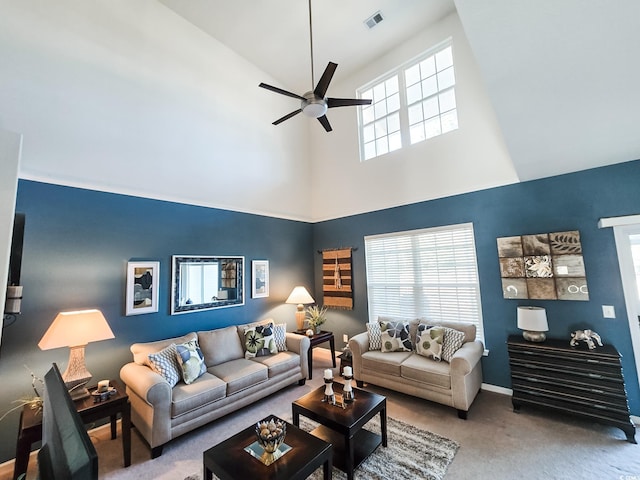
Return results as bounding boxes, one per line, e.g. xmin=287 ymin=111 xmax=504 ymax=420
xmin=481 ymin=383 xmax=512 ymax=396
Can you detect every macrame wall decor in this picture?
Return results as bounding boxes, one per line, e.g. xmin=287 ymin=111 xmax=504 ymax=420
xmin=320 ymin=247 xmax=354 ymax=310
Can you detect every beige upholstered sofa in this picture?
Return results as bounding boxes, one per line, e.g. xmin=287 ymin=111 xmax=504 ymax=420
xmin=120 ymin=321 xmax=310 ymax=457
xmin=349 ymin=318 xmax=483 ymax=419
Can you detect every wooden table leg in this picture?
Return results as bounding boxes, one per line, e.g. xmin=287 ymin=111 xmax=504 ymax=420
xmin=122 ymin=402 xmax=131 ymax=467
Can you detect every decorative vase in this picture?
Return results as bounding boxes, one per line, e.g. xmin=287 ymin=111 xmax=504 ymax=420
xmin=255 ymin=417 xmax=286 ymax=466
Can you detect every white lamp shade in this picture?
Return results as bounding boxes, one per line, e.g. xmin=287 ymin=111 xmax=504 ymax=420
xmin=285 ymin=286 xmax=315 ymax=305
xmin=38 ymin=309 xmax=115 ymax=349
xmin=517 ymin=306 xmax=548 ymax=332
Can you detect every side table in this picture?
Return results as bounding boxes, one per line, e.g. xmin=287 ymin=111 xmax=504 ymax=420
xmin=13 ymin=379 xmax=131 ymax=480
xmin=305 ymin=330 xmax=336 ymax=380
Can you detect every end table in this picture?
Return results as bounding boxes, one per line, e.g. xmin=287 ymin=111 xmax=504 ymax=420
xmin=306 ymin=330 xmax=336 ymax=379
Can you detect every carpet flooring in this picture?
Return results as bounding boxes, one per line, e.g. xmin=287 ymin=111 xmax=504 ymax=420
xmin=3 ymin=349 xmax=639 ymax=480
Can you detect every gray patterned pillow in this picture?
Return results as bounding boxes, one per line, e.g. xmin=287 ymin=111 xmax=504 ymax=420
xmin=274 ymin=323 xmax=288 ymax=351
xmin=175 ymin=340 xmax=206 ymax=384
xmin=148 ymin=343 xmax=181 ymax=387
xmin=367 ymin=322 xmax=382 ymax=350
xmin=379 ymin=320 xmax=412 ymax=353
xmin=441 ymin=327 xmax=466 ymax=362
xmin=244 ymin=322 xmax=278 ymax=358
xmin=416 ymin=325 xmax=444 ymax=361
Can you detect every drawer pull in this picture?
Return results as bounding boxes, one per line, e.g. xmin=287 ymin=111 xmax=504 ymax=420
xmin=591 ymin=389 xmax=604 ymax=394
xmin=587 ymin=373 xmax=603 ymax=379
xmin=586 ymin=359 xmax=601 ymax=364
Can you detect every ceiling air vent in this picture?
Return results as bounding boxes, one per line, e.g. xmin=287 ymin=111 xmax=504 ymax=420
xmin=364 ymin=11 xmax=384 ymax=29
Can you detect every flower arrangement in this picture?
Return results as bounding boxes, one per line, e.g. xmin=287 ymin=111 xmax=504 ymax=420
xmin=306 ymin=305 xmax=328 ymax=332
xmin=0 ymin=366 xmax=43 ymax=422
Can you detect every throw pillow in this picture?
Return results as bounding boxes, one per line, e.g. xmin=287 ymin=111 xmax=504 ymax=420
xmin=379 ymin=320 xmax=412 ymax=353
xmin=175 ymin=340 xmax=206 ymax=384
xmin=148 ymin=343 xmax=181 ymax=387
xmin=274 ymin=323 xmax=288 ymax=352
xmin=244 ymin=322 xmax=278 ymax=359
xmin=415 ymin=325 xmax=444 ymax=361
xmin=441 ymin=327 xmax=466 ymax=362
xmin=366 ymin=322 xmax=382 ymax=350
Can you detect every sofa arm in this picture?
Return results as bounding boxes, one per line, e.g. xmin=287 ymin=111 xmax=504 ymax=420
xmin=349 ymin=332 xmax=370 ymax=381
xmin=286 ymin=332 xmax=310 ymax=378
xmin=450 ymin=340 xmax=483 ymax=376
xmin=120 ymin=362 xmax=172 ymax=407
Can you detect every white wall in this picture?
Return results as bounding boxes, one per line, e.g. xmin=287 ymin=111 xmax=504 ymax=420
xmin=0 ymin=129 xmax=22 ymax=337
xmin=0 ymin=0 xmax=311 ymax=221
xmin=309 ymin=12 xmax=518 ymax=221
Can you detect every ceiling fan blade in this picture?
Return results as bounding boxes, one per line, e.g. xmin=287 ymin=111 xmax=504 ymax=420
xmin=314 ymin=62 xmax=338 ymax=98
xmin=259 ymin=83 xmax=305 ymax=101
xmin=327 ymin=98 xmax=373 ymax=108
xmin=317 ymin=115 xmax=332 ymax=132
xmin=273 ymin=109 xmax=302 ymax=125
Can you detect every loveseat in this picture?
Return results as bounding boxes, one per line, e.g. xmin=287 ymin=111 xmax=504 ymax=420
xmin=349 ymin=318 xmax=483 ymax=419
xmin=120 ymin=320 xmax=310 ymax=457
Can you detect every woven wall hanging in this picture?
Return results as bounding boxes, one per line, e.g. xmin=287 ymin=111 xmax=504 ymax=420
xmin=321 ymin=248 xmax=353 ymax=310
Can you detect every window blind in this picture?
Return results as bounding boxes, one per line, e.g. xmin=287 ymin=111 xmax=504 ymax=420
xmin=364 ymin=223 xmax=484 ymax=343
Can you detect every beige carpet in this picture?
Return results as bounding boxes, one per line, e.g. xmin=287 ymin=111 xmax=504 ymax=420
xmin=4 ymin=349 xmax=639 ymax=480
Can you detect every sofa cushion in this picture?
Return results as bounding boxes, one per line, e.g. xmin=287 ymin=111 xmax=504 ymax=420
xmin=274 ymin=323 xmax=288 ymax=352
xmin=175 ymin=340 xmax=207 ymax=384
xmin=379 ymin=320 xmax=412 ymax=352
xmin=361 ymin=350 xmax=412 ymax=376
xmin=441 ymin=327 xmax=466 ymax=362
xmin=400 ymin=354 xmax=452 ymax=389
xmin=420 ymin=319 xmax=476 ymax=343
xmin=171 ymin=372 xmax=227 ymax=418
xmin=198 ymin=326 xmax=245 ymax=367
xmin=367 ymin=322 xmax=382 ymax=350
xmin=208 ymin=358 xmax=268 ymax=395
xmin=416 ymin=325 xmax=444 ymax=361
xmin=131 ymin=332 xmax=197 ymax=367
xmin=250 ymin=351 xmax=300 ymax=377
xmin=243 ymin=322 xmax=277 ymax=359
xmin=147 ymin=344 xmax=181 ymax=387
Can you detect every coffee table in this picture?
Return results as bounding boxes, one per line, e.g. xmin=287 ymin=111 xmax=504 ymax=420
xmin=292 ymin=382 xmax=387 ymax=480
xmin=203 ymin=416 xmax=333 ymax=480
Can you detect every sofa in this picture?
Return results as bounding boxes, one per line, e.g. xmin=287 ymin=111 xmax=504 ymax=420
xmin=349 ymin=318 xmax=483 ymax=419
xmin=120 ymin=320 xmax=310 ymax=457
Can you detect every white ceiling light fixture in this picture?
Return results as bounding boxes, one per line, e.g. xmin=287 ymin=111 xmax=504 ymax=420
xmin=258 ymin=0 xmax=372 ymax=132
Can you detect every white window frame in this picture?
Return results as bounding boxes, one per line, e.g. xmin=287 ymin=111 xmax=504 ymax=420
xmin=357 ymin=38 xmax=458 ymax=161
xmin=364 ymin=222 xmax=485 ymax=344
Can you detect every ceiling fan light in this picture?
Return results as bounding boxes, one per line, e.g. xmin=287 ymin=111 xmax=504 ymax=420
xmin=302 ymin=102 xmax=327 ymax=118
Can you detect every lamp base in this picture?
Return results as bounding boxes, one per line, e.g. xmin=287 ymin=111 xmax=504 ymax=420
xmin=63 ymin=345 xmax=92 ymax=401
xmin=522 ymin=330 xmax=546 ymax=342
xmin=295 ymin=307 xmax=306 ymax=331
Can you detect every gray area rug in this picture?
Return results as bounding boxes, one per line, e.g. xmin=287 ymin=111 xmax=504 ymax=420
xmin=199 ymin=416 xmax=458 ymax=480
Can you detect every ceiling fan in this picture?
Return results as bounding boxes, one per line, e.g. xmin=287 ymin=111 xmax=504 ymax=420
xmin=259 ymin=0 xmax=372 ymax=132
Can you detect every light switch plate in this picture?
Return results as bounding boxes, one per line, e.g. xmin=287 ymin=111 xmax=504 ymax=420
xmin=602 ymin=305 xmax=616 ymax=318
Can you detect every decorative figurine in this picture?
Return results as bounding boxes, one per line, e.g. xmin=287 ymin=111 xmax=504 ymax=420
xmin=570 ymin=329 xmax=603 ymax=350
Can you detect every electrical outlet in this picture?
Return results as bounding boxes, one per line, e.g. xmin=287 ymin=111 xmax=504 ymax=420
xmin=602 ymin=305 xmax=616 ymax=318
xmin=343 ymin=334 xmax=349 ymax=343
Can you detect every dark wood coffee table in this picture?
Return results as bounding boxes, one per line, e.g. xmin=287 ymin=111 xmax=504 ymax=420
xmin=292 ymin=382 xmax=387 ymax=480
xmin=203 ymin=416 xmax=333 ymax=480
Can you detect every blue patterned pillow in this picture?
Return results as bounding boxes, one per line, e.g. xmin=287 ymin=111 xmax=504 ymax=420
xmin=175 ymin=340 xmax=206 ymax=384
xmin=244 ymin=322 xmax=278 ymax=359
xmin=148 ymin=344 xmax=181 ymax=387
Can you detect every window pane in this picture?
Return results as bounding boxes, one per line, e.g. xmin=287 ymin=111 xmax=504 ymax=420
xmin=435 ymin=46 xmax=453 ymax=70
xmin=405 ymin=64 xmax=420 ymax=87
xmin=406 ymin=83 xmax=422 ymax=104
xmin=422 ymin=76 xmax=438 ymax=98
xmin=385 ymin=76 xmax=399 ymax=95
xmin=374 ymin=100 xmax=388 ymax=118
xmin=362 ymin=88 xmax=373 ymax=101
xmin=374 ymin=118 xmax=387 ymax=138
xmin=439 ymin=89 xmax=456 ymax=112
xmin=410 ymin=123 xmax=425 ymax=144
xmin=387 ymin=92 xmax=400 ymax=113
xmin=388 ymin=112 xmax=400 ymax=133
xmin=420 ymin=55 xmax=436 ymax=79
xmin=437 ymin=67 xmax=455 ymax=90
xmin=363 ymin=124 xmax=375 ymax=143
xmin=424 ymin=116 xmax=442 ymax=139
xmin=441 ymin=110 xmax=459 ymax=133
xmin=362 ymin=105 xmax=374 ymax=125
xmin=423 ymin=96 xmax=439 ymax=119
xmin=389 ymin=131 xmax=402 ymax=152
xmin=373 ymin=83 xmax=386 ymax=102
xmin=376 ymin=136 xmax=389 ymax=155
xmin=364 ymin=141 xmax=376 ymax=160
xmin=408 ymin=103 xmax=423 ymax=125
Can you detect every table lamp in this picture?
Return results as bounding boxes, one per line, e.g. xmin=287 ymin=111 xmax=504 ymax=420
xmin=517 ymin=306 xmax=548 ymax=342
xmin=286 ymin=286 xmax=315 ymax=331
xmin=38 ymin=309 xmax=115 ymax=400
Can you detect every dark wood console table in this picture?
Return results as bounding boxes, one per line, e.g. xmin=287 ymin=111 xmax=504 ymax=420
xmin=507 ymin=335 xmax=636 ymax=443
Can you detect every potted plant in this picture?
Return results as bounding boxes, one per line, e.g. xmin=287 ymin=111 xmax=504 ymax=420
xmin=306 ymin=305 xmax=328 ymax=333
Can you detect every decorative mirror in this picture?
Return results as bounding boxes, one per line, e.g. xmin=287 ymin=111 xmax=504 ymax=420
xmin=171 ymin=255 xmax=244 ymax=314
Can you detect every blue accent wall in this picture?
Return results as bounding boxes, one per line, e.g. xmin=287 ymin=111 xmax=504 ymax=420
xmin=0 ymin=180 xmax=313 ymax=462
xmin=313 ymin=159 xmax=640 ymax=417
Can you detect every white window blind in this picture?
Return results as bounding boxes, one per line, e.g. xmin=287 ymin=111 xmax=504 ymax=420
xmin=364 ymin=223 xmax=484 ymax=343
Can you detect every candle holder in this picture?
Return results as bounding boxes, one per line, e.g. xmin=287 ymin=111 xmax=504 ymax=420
xmin=343 ymin=373 xmax=355 ymax=403
xmin=323 ymin=372 xmax=335 ymax=404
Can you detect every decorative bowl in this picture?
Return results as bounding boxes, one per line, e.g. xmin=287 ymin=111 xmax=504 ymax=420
xmin=255 ymin=416 xmax=286 ymax=465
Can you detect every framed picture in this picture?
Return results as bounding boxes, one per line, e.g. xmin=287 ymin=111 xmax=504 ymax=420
xmin=126 ymin=261 xmax=160 ymax=315
xmin=252 ymin=260 xmax=269 ymax=298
